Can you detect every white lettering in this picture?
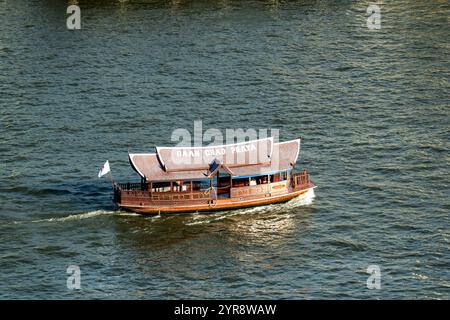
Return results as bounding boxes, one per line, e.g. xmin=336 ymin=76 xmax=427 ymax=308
xmin=66 ymin=5 xmax=81 ymax=30
xmin=174 ymin=304 xmax=208 ymax=318
xmin=66 ymin=265 xmax=81 ymax=290
xmin=367 ymin=4 xmax=381 ymax=30
xmin=367 ymin=264 xmax=381 ymax=289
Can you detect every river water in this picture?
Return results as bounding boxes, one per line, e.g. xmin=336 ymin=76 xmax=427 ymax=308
xmin=0 ymin=0 xmax=449 ymax=299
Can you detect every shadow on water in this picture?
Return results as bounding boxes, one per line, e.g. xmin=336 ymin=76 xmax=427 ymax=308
xmin=112 ymin=194 xmax=316 ymax=254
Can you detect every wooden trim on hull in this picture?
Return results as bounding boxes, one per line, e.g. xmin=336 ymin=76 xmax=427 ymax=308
xmin=118 ymin=187 xmax=313 ymax=215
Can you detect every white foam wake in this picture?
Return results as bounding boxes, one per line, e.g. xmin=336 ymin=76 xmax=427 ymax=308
xmin=185 ymin=188 xmax=316 ymax=225
xmin=45 ymin=210 xmax=116 ymax=222
xmin=6 ymin=189 xmax=316 ymax=226
xmin=9 ymin=210 xmax=134 ymax=225
xmin=283 ymin=187 xmax=316 ymax=208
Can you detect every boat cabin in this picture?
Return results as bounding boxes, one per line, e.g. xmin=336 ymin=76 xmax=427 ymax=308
xmin=113 ymin=137 xmax=314 ymax=214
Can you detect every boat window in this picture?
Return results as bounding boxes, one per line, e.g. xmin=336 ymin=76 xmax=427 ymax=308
xmin=232 ymin=178 xmax=250 ymax=188
xmin=254 ymin=176 xmax=268 ymax=185
xmin=152 ymin=182 xmax=171 ymax=192
xmin=280 ymin=171 xmax=287 ymax=181
xmin=172 ymin=181 xmax=190 ymax=192
xmin=192 ymin=180 xmax=210 ymax=191
xmin=270 ymin=173 xmax=281 ymax=183
xmin=217 ymin=176 xmax=231 ymax=187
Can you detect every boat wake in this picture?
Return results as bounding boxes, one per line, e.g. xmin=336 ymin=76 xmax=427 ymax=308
xmin=42 ymin=210 xmax=118 ymax=222
xmin=232 ymin=187 xmax=316 ymax=215
xmin=8 ymin=210 xmax=137 ymax=225
xmin=284 ymin=187 xmax=316 ymax=208
xmin=185 ymin=188 xmax=316 ymax=225
xmin=6 ymin=189 xmax=316 ymax=226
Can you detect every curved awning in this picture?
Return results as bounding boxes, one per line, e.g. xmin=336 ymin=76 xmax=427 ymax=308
xmin=156 ymin=137 xmax=274 ymax=172
xmin=129 ymin=138 xmax=300 ymax=182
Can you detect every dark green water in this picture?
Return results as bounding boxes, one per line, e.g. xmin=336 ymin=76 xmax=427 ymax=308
xmin=0 ymin=0 xmax=449 ymax=299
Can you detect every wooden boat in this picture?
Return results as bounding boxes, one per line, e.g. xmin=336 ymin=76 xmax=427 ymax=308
xmin=113 ymin=137 xmax=315 ymax=214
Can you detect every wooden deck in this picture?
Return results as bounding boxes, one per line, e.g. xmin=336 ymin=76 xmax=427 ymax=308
xmin=114 ymin=171 xmax=314 ymax=215
xmin=118 ymin=187 xmax=313 ymax=214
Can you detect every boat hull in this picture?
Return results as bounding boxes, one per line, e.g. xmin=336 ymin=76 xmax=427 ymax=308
xmin=118 ymin=187 xmax=314 ymax=215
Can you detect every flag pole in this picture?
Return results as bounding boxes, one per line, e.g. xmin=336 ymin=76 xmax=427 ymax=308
xmin=108 ymin=170 xmax=114 ymax=189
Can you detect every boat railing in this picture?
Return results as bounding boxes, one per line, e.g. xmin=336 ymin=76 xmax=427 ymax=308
xmin=150 ymin=190 xmax=212 ymax=201
xmin=116 ymin=182 xmax=147 ymax=191
xmin=114 ymin=182 xmax=213 ymax=204
xmin=291 ymin=170 xmax=312 ymax=189
xmin=115 ymin=171 xmax=313 ymax=206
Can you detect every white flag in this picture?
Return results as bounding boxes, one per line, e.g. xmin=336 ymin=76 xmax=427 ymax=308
xmin=98 ymin=160 xmax=110 ymax=178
